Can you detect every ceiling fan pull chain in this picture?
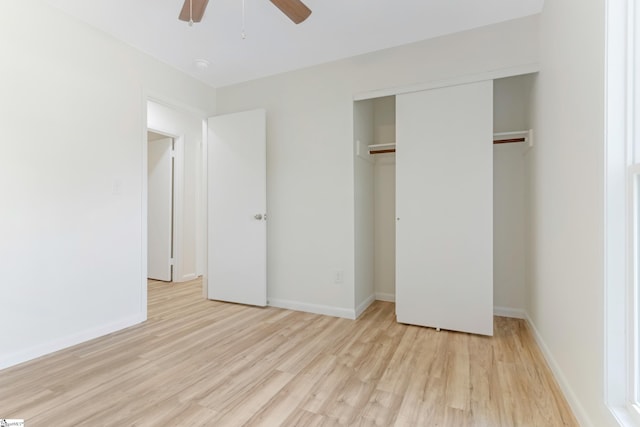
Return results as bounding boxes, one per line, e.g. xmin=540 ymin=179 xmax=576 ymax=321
xmin=189 ymin=0 xmax=194 ymax=26
xmin=241 ymin=0 xmax=247 ymax=39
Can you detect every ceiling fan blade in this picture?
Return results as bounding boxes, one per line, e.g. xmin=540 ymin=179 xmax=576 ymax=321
xmin=178 ymin=0 xmax=210 ymax=23
xmin=270 ymin=0 xmax=312 ymax=24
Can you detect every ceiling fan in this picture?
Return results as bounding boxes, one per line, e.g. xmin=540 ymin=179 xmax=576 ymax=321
xmin=179 ymin=0 xmax=312 ymax=25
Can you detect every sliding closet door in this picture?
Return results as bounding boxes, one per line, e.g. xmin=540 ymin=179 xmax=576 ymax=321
xmin=396 ymin=81 xmax=493 ymax=336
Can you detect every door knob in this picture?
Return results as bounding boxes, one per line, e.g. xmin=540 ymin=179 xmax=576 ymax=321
xmin=254 ymin=214 xmax=263 ymax=220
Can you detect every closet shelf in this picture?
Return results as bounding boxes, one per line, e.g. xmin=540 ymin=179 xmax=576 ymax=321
xmin=493 ymin=129 xmax=533 ymax=147
xmin=368 ymin=143 xmax=396 ymax=155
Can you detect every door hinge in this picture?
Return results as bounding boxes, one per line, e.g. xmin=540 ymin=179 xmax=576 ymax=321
xmin=170 ymin=258 xmax=175 ymax=266
xmin=170 ymin=149 xmax=176 ymax=158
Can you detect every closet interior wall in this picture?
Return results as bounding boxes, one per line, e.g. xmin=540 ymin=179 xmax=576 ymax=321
xmin=354 ymin=96 xmax=396 ymax=311
xmin=372 ymin=97 xmax=396 ymax=302
xmin=493 ymin=74 xmax=534 ymax=315
xmin=354 ymin=99 xmax=375 ymax=311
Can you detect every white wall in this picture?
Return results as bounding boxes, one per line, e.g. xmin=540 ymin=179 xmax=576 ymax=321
xmin=147 ymin=101 xmax=205 ymax=281
xmin=0 ymin=1 xmax=216 ymax=369
xmin=493 ymin=144 xmax=526 ymax=313
xmin=373 ymin=97 xmax=396 ymax=146
xmin=215 ymin=16 xmax=539 ymax=316
xmin=494 ymin=75 xmax=534 ymax=133
xmin=354 ymin=100 xmax=375 ymax=315
xmin=527 ymin=0 xmax=614 ymax=425
xmin=492 ymin=75 xmax=533 ymax=315
xmin=373 ymin=157 xmax=396 ymax=301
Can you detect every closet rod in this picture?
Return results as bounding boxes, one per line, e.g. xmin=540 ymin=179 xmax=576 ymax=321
xmin=368 ymin=142 xmax=397 ymax=155
xmin=493 ymin=137 xmax=526 ymax=144
xmin=371 ymin=139 xmax=525 ymax=150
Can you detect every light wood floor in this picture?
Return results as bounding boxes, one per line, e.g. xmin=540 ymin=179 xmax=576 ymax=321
xmin=1 ymin=278 xmax=577 ymax=426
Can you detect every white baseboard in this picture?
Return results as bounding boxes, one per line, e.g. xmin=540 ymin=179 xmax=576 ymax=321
xmin=355 ymin=295 xmax=376 ymax=318
xmin=375 ymin=292 xmax=396 ymax=302
xmin=493 ymin=306 xmax=526 ymax=319
xmin=524 ymin=313 xmax=592 ymax=427
xmin=0 ymin=313 xmax=145 ymax=371
xmin=268 ymin=298 xmax=356 ymax=320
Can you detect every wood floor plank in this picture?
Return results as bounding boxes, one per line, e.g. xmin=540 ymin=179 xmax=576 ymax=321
xmin=243 ymin=354 xmax=337 ymax=426
xmin=279 ymin=408 xmax=329 ymax=427
xmin=375 ymin=325 xmax=418 ymax=395
xmin=204 ymin=370 xmax=294 ymax=427
xmin=356 ymin=389 xmax=403 ymax=426
xmin=0 ymin=278 xmax=579 ymax=426
xmin=468 ymin=333 xmax=503 ymax=427
xmin=444 ymin=332 xmax=471 ymax=411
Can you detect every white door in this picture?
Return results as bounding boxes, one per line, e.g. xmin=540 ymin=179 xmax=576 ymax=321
xmin=148 ymin=137 xmax=173 ymax=281
xmin=396 ymin=81 xmax=493 ymax=336
xmin=207 ymin=109 xmax=267 ymax=306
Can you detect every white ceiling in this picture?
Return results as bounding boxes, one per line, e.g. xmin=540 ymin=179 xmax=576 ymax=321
xmin=43 ymin=0 xmax=543 ymax=88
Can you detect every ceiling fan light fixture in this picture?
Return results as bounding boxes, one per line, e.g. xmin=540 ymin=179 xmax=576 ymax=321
xmin=270 ymin=0 xmax=312 ymax=24
xmin=178 ymin=0 xmax=311 ymax=25
xmin=179 ymin=0 xmax=209 ymax=24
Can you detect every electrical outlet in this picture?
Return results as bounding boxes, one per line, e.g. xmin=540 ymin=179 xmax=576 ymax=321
xmin=334 ymin=270 xmax=344 ymax=284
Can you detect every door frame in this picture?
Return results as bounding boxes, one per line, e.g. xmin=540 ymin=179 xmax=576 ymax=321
xmin=146 ymin=123 xmax=184 ymax=285
xmin=141 ymin=94 xmax=208 ymax=319
xmin=201 ymin=118 xmax=209 ymax=299
xmin=147 ymin=131 xmax=176 ymax=282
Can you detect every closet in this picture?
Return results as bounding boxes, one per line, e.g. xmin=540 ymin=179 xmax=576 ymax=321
xmin=354 ymin=73 xmax=534 ymax=336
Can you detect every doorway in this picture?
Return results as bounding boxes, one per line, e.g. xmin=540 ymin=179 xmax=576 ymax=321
xmin=147 ymin=131 xmax=175 ymax=282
